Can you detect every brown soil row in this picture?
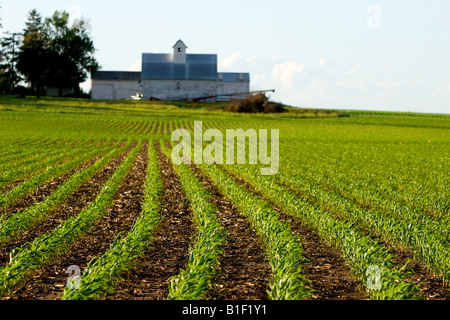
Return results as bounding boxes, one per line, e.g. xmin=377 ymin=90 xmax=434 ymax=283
xmin=223 ymin=172 xmax=367 ymax=300
xmin=138 ymin=122 xmax=151 ymax=135
xmin=275 ymin=209 xmax=366 ymax=300
xmin=152 ymin=122 xmax=161 ymax=135
xmin=108 ymin=141 xmax=195 ymax=299
xmin=0 ymin=156 xmax=100 ymax=221
xmin=190 ymin=165 xmax=271 ymax=300
xmin=382 ymin=244 xmax=449 ymax=300
xmin=278 ymin=177 xmax=450 ymax=299
xmin=3 ymin=139 xmax=444 ymax=300
xmin=3 ymin=143 xmax=145 ymax=299
xmin=0 ymin=148 xmax=131 ymax=268
xmin=145 ymin=122 xmax=156 ymax=135
xmin=230 ymin=172 xmax=450 ymax=300
xmin=0 ymin=142 xmax=110 ymax=201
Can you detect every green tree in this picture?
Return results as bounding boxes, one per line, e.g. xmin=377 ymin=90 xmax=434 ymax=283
xmin=43 ymin=11 xmax=99 ymax=97
xmin=16 ymin=9 xmax=48 ymax=97
xmin=0 ymin=32 xmax=22 ymax=94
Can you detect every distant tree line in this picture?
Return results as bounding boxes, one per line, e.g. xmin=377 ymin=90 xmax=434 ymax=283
xmin=0 ymin=8 xmax=99 ymax=97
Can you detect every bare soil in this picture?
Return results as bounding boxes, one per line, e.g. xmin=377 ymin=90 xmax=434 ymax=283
xmin=0 ymin=156 xmax=99 ymax=221
xmin=0 ymin=149 xmax=131 ymax=268
xmin=2 ymin=143 xmax=144 ymax=299
xmin=274 ymin=174 xmax=450 ymax=300
xmin=227 ymin=172 xmax=368 ymax=300
xmin=191 ymin=165 xmax=271 ymax=300
xmin=2 ymin=139 xmax=447 ymax=301
xmin=107 ymin=141 xmax=195 ymax=300
xmin=383 ymin=243 xmax=449 ymax=300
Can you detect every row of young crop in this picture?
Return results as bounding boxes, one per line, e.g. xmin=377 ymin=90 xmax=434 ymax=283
xmin=273 ymin=162 xmax=450 ymax=287
xmin=62 ymin=141 xmax=162 ymax=299
xmin=282 ymin=140 xmax=447 ymax=216
xmin=0 ymin=135 xmax=428 ymax=300
xmin=160 ymin=142 xmax=226 ymax=300
xmin=0 ymin=138 xmax=58 ymax=161
xmin=277 ymin=160 xmax=450 ymax=243
xmin=0 ymin=141 xmax=141 ymax=296
xmin=0 ymin=140 xmax=131 ymax=246
xmin=0 ymin=139 xmax=81 ymax=176
xmin=0 ymin=140 xmax=118 ymax=211
xmin=221 ymin=163 xmax=420 ymax=299
xmin=63 ymin=140 xmax=312 ymax=300
xmin=0 ymin=140 xmax=107 ymax=189
xmin=197 ymin=162 xmax=312 ymax=300
xmin=278 ymin=141 xmax=449 ymax=230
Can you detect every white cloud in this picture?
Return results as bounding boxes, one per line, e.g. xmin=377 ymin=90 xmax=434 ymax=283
xmin=221 ymin=51 xmax=244 ymax=69
xmin=351 ymin=81 xmax=368 ymax=91
xmin=378 ymin=80 xmax=401 ymax=93
xmin=127 ymin=59 xmax=141 ymax=71
xmin=403 ymin=61 xmax=414 ymax=67
xmin=246 ymin=54 xmax=258 ymax=65
xmin=433 ymin=84 xmax=450 ymax=94
xmin=317 ymin=58 xmax=327 ymax=67
xmin=382 ymin=62 xmax=414 ymax=73
xmin=252 ymin=72 xmax=267 ymax=83
xmin=347 ymin=65 xmax=360 ymax=75
xmin=309 ymin=79 xmax=326 ymax=96
xmin=271 ymin=61 xmax=305 ymax=89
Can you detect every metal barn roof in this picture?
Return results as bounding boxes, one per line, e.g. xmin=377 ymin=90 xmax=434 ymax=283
xmin=141 ymin=53 xmax=218 ymax=80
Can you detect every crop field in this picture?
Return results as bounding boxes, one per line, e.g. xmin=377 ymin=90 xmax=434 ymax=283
xmin=0 ymin=96 xmax=448 ymax=301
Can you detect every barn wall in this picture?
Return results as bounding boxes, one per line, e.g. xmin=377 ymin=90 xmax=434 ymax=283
xmin=91 ymin=79 xmax=141 ymax=100
xmin=216 ymin=81 xmax=250 ymax=100
xmin=141 ymin=79 xmax=217 ymax=101
xmin=92 ymin=78 xmax=250 ymax=101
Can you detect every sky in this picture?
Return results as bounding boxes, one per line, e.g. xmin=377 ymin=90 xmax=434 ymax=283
xmin=1 ymin=0 xmax=450 ymax=114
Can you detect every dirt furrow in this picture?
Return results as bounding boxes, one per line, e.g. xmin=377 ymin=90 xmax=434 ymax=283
xmin=151 ymin=122 xmax=161 ymax=136
xmin=108 ymin=141 xmax=194 ymax=300
xmin=226 ymin=172 xmax=367 ymax=300
xmin=1 ymin=144 xmax=143 ymax=299
xmin=380 ymin=243 xmax=449 ymax=300
xmin=275 ymin=209 xmax=367 ymax=300
xmin=191 ymin=165 xmax=271 ymax=300
xmin=0 ymin=156 xmax=100 ymax=221
xmin=0 ymin=149 xmax=131 ymax=267
xmin=273 ymin=175 xmax=450 ymax=300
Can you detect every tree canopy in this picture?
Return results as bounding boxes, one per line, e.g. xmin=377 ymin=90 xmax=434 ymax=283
xmin=2 ymin=9 xmax=99 ymax=97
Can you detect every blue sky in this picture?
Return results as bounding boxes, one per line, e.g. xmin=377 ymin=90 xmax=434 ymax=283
xmin=2 ymin=0 xmax=449 ymax=114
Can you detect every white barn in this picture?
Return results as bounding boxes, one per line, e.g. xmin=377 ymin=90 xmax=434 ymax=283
xmin=91 ymin=40 xmax=250 ymax=101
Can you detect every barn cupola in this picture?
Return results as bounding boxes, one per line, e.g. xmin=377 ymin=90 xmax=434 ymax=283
xmin=173 ymin=39 xmax=188 ymax=64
